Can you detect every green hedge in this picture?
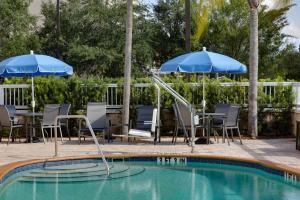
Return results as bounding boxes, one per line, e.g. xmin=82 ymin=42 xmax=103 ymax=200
xmin=3 ymin=75 xmax=295 ymax=135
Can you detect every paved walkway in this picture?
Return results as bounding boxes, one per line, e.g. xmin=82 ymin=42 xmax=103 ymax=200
xmin=0 ymin=138 xmax=299 ymax=169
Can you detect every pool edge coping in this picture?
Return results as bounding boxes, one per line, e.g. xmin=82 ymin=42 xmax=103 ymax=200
xmin=0 ymin=153 xmax=299 ymax=181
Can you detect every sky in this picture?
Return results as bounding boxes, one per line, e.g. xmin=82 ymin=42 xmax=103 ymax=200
xmin=264 ymin=0 xmax=300 ymax=46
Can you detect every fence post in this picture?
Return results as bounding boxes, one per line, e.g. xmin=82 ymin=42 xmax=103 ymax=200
xmin=293 ymin=84 xmax=300 ymax=111
xmin=0 ymin=86 xmax=4 ymax=105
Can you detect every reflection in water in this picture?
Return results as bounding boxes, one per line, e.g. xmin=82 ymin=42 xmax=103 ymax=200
xmin=0 ymin=162 xmax=300 ymax=200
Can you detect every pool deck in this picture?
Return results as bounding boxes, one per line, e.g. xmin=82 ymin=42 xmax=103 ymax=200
xmin=0 ymin=137 xmax=299 ymax=170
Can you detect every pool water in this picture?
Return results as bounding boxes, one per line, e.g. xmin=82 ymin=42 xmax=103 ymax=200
xmin=1 ymin=161 xmax=300 ymax=200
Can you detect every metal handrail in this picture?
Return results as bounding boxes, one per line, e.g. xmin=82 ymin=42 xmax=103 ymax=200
xmin=152 ymin=74 xmax=196 ymax=152
xmin=54 ymin=115 xmax=110 ymax=175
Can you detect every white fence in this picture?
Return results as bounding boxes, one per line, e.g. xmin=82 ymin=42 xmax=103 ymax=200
xmin=1 ymin=82 xmax=300 ymax=109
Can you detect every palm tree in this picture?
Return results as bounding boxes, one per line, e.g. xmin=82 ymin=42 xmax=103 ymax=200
xmin=247 ymin=0 xmax=291 ymax=138
xmin=185 ymin=0 xmax=191 ymax=52
xmin=56 ymin=0 xmax=61 ymax=60
xmin=247 ymin=0 xmax=259 ymax=138
xmin=191 ymin=0 xmax=224 ymax=46
xmin=122 ymin=0 xmax=133 ymax=135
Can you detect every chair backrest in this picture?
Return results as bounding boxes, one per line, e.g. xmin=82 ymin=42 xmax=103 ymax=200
xmin=225 ymin=104 xmax=240 ymax=127
xmin=212 ymin=103 xmax=231 ymax=123
xmin=59 ymin=104 xmax=71 ymax=116
xmin=136 ymin=105 xmax=154 ymax=130
xmin=0 ymin=105 xmax=12 ymax=127
xmin=151 ymin=108 xmax=158 ymax=133
xmin=5 ymin=105 xmax=16 ymax=118
xmin=214 ymin=103 xmax=231 ymax=114
xmin=175 ymin=101 xmax=192 ymax=127
xmin=87 ymin=102 xmax=106 ymax=129
xmin=42 ymin=104 xmax=60 ymax=126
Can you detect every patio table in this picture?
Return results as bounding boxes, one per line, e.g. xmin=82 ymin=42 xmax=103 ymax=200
xmin=195 ymin=112 xmax=226 ymax=144
xmin=15 ymin=112 xmax=43 ymax=143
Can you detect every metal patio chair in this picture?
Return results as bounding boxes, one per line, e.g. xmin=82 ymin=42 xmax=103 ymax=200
xmin=0 ymin=105 xmax=23 ymax=144
xmin=172 ymin=101 xmax=205 ymax=145
xmin=59 ymin=104 xmax=71 ymax=140
xmin=6 ymin=105 xmax=16 ymax=120
xmin=41 ymin=104 xmax=62 ymax=143
xmin=78 ymin=102 xmax=110 ymax=143
xmin=211 ymin=104 xmax=242 ymax=145
xmin=211 ymin=103 xmax=231 ymax=143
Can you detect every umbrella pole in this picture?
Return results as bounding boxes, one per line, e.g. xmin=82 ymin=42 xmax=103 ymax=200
xmin=31 ymin=77 xmax=35 ymax=114
xmin=202 ymin=73 xmax=205 ymax=137
xmin=31 ymin=77 xmax=36 ymax=139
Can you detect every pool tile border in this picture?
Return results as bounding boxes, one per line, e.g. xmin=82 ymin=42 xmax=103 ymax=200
xmin=0 ymin=153 xmax=300 ymax=184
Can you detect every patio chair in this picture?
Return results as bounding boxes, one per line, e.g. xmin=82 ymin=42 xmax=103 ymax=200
xmin=172 ymin=101 xmax=205 ymax=145
xmin=0 ymin=105 xmax=23 ymax=144
xmin=135 ymin=105 xmax=154 ymax=130
xmin=128 ymin=107 xmax=158 ymax=143
xmin=41 ymin=104 xmax=62 ymax=143
xmin=211 ymin=104 xmax=242 ymax=145
xmin=59 ymin=104 xmax=71 ymax=140
xmin=6 ymin=105 xmax=16 ymax=119
xmin=78 ymin=102 xmax=110 ymax=143
xmin=211 ymin=103 xmax=231 ymax=143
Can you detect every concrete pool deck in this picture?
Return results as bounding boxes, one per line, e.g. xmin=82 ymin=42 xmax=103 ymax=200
xmin=0 ymin=138 xmax=299 ymax=170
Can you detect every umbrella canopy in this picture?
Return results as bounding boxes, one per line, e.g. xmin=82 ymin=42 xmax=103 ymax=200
xmin=0 ymin=52 xmax=73 ymax=77
xmin=0 ymin=51 xmax=73 ymax=115
xmin=160 ymin=49 xmax=247 ymax=74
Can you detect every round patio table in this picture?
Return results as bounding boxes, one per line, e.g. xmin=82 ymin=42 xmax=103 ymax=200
xmin=15 ymin=112 xmax=43 ymax=143
xmin=195 ymin=112 xmax=226 ymax=144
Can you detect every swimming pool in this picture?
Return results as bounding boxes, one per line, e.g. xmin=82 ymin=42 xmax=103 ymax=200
xmin=0 ymin=156 xmax=300 ymax=200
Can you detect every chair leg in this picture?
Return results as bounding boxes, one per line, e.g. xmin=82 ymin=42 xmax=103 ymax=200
xmin=59 ymin=126 xmax=63 ymax=141
xmin=213 ymin=130 xmax=219 ymax=143
xmin=222 ymin=127 xmax=225 ymax=143
xmin=237 ymin=127 xmax=243 ymax=145
xmin=78 ymin=132 xmax=81 ymax=144
xmin=230 ymin=129 xmax=234 ymax=142
xmin=7 ymin=127 xmax=13 ymax=145
xmin=225 ymin=129 xmax=230 ymax=146
xmin=174 ymin=127 xmax=179 ymax=145
xmin=172 ymin=126 xmax=176 ymax=143
xmin=50 ymin=128 xmax=53 ymax=142
xmin=66 ymin=121 xmax=71 ymax=141
xmin=41 ymin=127 xmax=46 ymax=144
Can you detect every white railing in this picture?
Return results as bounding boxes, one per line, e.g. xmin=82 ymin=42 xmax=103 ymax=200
xmin=1 ymin=82 xmax=300 ymax=109
xmin=0 ymin=84 xmax=30 ymax=109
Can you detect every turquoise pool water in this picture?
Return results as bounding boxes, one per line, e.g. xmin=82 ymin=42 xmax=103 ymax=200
xmin=1 ymin=161 xmax=300 ymax=200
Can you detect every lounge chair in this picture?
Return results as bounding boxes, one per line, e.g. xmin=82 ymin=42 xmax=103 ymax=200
xmin=41 ymin=104 xmax=62 ymax=143
xmin=78 ymin=102 xmax=110 ymax=143
xmin=0 ymin=105 xmax=23 ymax=144
xmin=59 ymin=104 xmax=71 ymax=140
xmin=128 ymin=107 xmax=157 ymax=142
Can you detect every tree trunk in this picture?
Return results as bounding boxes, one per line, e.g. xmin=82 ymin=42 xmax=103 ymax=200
xmin=248 ymin=3 xmax=259 ymax=138
xmin=122 ymin=0 xmax=133 ymax=135
xmin=56 ymin=0 xmax=61 ymax=60
xmin=185 ymin=0 xmax=191 ymax=52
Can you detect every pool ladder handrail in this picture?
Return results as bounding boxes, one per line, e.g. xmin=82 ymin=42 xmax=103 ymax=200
xmin=54 ymin=115 xmax=110 ymax=175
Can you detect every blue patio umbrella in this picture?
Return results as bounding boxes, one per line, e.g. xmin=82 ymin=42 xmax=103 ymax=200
xmin=159 ymin=47 xmax=247 ymax=110
xmin=0 ymin=51 xmax=73 ymax=112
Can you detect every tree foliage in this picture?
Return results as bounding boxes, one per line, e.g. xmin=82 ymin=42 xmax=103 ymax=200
xmin=39 ymin=0 xmax=155 ymax=77
xmin=0 ymin=0 xmax=39 ymax=60
xmin=0 ymin=0 xmax=298 ymax=80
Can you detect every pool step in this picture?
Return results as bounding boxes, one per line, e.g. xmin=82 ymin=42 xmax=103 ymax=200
xmin=24 ymin=164 xmax=129 ymax=178
xmin=30 ymin=163 xmax=113 ymax=175
xmin=18 ymin=164 xmax=145 ymax=183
